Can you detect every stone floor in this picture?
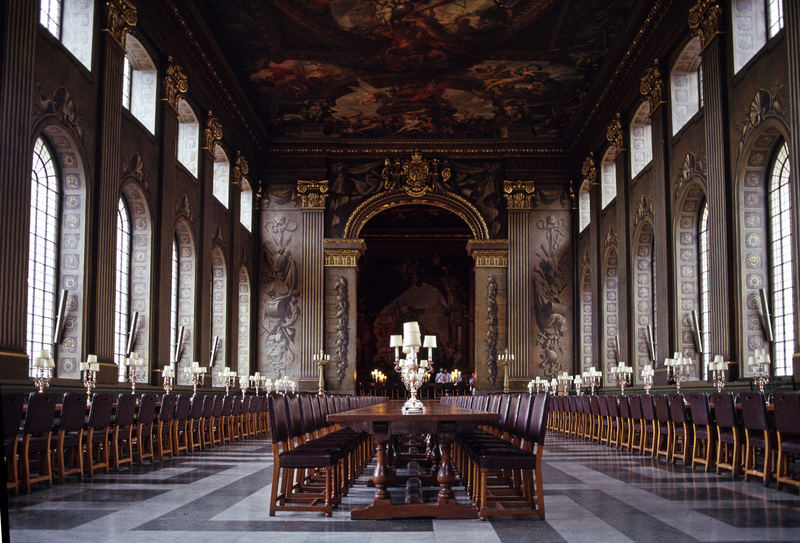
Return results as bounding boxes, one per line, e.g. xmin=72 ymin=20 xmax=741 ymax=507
xmin=6 ymin=434 xmax=800 ymax=542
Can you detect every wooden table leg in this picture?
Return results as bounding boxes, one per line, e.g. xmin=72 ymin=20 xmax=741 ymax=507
xmin=437 ymin=436 xmax=456 ymax=504
xmin=372 ymin=438 xmax=390 ymax=502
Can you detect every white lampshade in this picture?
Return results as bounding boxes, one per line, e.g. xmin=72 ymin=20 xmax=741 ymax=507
xmin=403 ymin=321 xmax=420 ymax=335
xmin=390 ymin=335 xmax=403 ymax=347
xmin=403 ymin=331 xmax=421 ymax=348
xmin=423 ymin=335 xmax=437 ymax=349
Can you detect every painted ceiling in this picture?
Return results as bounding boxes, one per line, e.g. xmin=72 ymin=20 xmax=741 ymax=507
xmin=195 ymin=0 xmax=637 ymax=141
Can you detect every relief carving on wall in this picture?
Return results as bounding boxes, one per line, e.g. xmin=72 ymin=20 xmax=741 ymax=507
xmin=262 ymin=216 xmax=299 ymax=377
xmin=334 ymin=276 xmax=349 ymax=384
xmin=486 ymin=275 xmax=498 ymax=385
xmin=176 ymin=193 xmax=192 ymax=222
xmin=633 ymin=194 xmax=654 ymax=230
xmin=738 ymin=86 xmax=787 ymax=156
xmin=33 ymin=84 xmax=86 ymax=143
xmin=120 ymin=152 xmax=151 ymax=192
xmin=674 ymin=151 xmax=706 ymax=204
xmin=533 ymin=215 xmax=569 ymax=378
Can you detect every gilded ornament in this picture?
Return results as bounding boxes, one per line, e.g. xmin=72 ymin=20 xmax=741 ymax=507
xmin=297 ymin=179 xmax=329 ymax=210
xmin=380 ymin=152 xmax=449 ymax=197
xmin=640 ymin=59 xmax=665 ymax=113
xmin=503 ymin=180 xmax=537 ymax=210
xmin=689 ymin=0 xmax=721 ymax=50
xmin=162 ymin=56 xmax=188 ymax=113
xmin=202 ymin=111 xmax=223 ymax=152
xmin=606 ymin=113 xmax=624 ymax=152
xmin=104 ymin=0 xmax=137 ymax=49
xmin=232 ymin=151 xmax=249 ymax=186
xmin=581 ymin=152 xmax=597 ymax=187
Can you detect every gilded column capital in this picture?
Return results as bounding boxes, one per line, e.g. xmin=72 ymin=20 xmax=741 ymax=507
xmin=503 ymin=180 xmax=536 ymax=210
xmin=201 ymin=110 xmax=223 ymax=152
xmin=232 ymin=151 xmax=249 ymax=186
xmin=104 ymin=0 xmax=137 ymax=49
xmin=581 ymin=152 xmax=597 ymax=188
xmin=689 ymin=0 xmax=722 ymax=50
xmin=467 ymin=240 xmax=509 ymax=268
xmin=323 ymin=239 xmax=366 ymax=267
xmin=162 ymin=56 xmax=188 ymax=113
xmin=297 ymin=179 xmax=329 ymax=210
xmin=640 ymin=59 xmax=666 ymax=114
xmin=606 ymin=112 xmax=625 ymax=153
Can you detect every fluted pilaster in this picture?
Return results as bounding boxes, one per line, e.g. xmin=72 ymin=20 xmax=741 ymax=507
xmin=298 ymin=180 xmax=327 ymax=382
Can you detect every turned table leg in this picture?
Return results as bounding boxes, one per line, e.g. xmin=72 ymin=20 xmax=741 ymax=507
xmin=372 ymin=439 xmax=390 ymax=502
xmin=437 ymin=437 xmax=456 ymax=504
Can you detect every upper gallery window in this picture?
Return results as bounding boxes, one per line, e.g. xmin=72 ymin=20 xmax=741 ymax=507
xmin=114 ymin=197 xmax=132 ymax=378
xmin=578 ymin=181 xmax=591 ymax=233
xmin=122 ymin=35 xmax=157 ymax=134
xmin=177 ymin=99 xmax=200 ymax=177
xmin=601 ymin=147 xmax=617 ymax=209
xmin=630 ymin=102 xmax=652 ymax=178
xmin=671 ymin=37 xmax=702 ymax=135
xmin=240 ymin=178 xmax=253 ymax=232
xmin=213 ymin=146 xmax=230 ymax=208
xmin=39 ymin=0 xmax=94 ymax=70
xmin=732 ymin=0 xmax=784 ymax=73
xmin=698 ymin=202 xmax=711 ymax=377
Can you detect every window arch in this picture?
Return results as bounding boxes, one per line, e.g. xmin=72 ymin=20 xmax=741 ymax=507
xmin=632 ymin=218 xmax=655 ymax=378
xmin=122 ymin=35 xmax=157 ymax=134
xmin=213 ymin=146 xmax=230 ymax=208
xmin=27 ymin=127 xmax=88 ymax=379
xmin=768 ymin=142 xmax=794 ymax=376
xmin=40 ymin=0 xmax=94 ymax=70
xmin=602 ymin=239 xmax=619 ymax=379
xmin=671 ymin=37 xmax=702 ymax=135
xmin=732 ymin=0 xmax=784 ymax=73
xmin=114 ymin=198 xmax=132 ymax=373
xmin=240 ymin=178 xmax=253 ymax=231
xmin=580 ymin=264 xmax=593 ymax=371
xmin=601 ymin=146 xmax=617 ymax=209
xmin=630 ymin=102 xmax=652 ymax=178
xmin=238 ymin=266 xmax=251 ymax=374
xmin=210 ymin=246 xmax=227 ymax=384
xmin=699 ymin=202 xmax=711 ymax=377
xmin=578 ymin=181 xmax=591 ymax=233
xmin=173 ymin=219 xmax=196 ymax=383
xmin=177 ymin=98 xmax=199 ymax=177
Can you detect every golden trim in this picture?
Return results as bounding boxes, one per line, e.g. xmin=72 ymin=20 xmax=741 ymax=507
xmin=581 ymin=153 xmax=597 ymax=187
xmin=0 ymin=351 xmax=29 ymax=358
xmin=202 ymin=110 xmax=223 ymax=152
xmin=503 ymin=180 xmax=537 ymax=210
xmin=640 ymin=59 xmax=666 ymax=114
xmin=103 ymin=0 xmax=137 ymax=49
xmin=343 ymin=190 xmax=490 ymax=240
xmin=689 ymin=0 xmax=722 ymax=51
xmin=472 ymin=251 xmax=508 ymax=267
xmin=324 ymin=251 xmax=360 ymax=267
xmin=606 ymin=112 xmax=625 ymax=153
xmin=297 ymin=179 xmax=329 ymax=209
xmin=232 ymin=151 xmax=249 ymax=186
xmin=162 ymin=56 xmax=188 ymax=113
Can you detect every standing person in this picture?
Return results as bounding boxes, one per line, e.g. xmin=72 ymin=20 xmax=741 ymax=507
xmin=468 ymin=372 xmax=477 ymax=395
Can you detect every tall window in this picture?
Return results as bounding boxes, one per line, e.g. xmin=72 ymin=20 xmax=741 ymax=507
xmin=698 ymin=202 xmax=711 ymax=378
xmin=671 ymin=38 xmax=702 ymax=135
xmin=213 ymin=146 xmax=230 ymax=208
xmin=733 ymin=0 xmax=784 ymax=72
xmin=210 ymin=247 xmax=227 ymax=383
xmin=630 ymin=102 xmax=652 ymax=178
xmin=238 ymin=267 xmax=251 ymax=375
xmin=114 ymin=199 xmax=132 ymax=378
xmin=240 ymin=178 xmax=253 ymax=231
xmin=39 ymin=0 xmax=94 ymax=70
xmin=170 ymin=237 xmax=179 ymax=362
xmin=601 ymin=147 xmax=617 ymax=209
xmin=768 ymin=143 xmax=794 ymax=376
xmin=122 ymin=35 xmax=157 ymax=133
xmin=177 ymin=99 xmax=199 ymax=177
xmin=27 ymin=137 xmax=60 ymax=371
xmin=578 ymin=181 xmax=591 ymax=233
xmin=767 ymin=0 xmax=784 ymax=38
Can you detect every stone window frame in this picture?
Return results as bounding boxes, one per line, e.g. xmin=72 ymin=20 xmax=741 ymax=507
xmin=177 ymin=98 xmax=200 ymax=178
xmin=601 ymin=237 xmax=619 ymax=382
xmin=630 ymin=102 xmax=653 ymax=179
xmin=670 ymin=37 xmax=702 ymax=136
xmin=122 ymin=34 xmax=158 ymax=134
xmin=210 ymin=245 xmax=227 ymax=385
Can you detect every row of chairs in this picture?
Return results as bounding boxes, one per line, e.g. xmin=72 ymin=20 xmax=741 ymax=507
xmin=268 ymin=393 xmax=386 ymax=517
xmin=548 ymin=391 xmax=800 ymax=492
xmin=443 ymin=392 xmax=550 ymax=521
xmin=3 ymin=391 xmax=268 ymax=494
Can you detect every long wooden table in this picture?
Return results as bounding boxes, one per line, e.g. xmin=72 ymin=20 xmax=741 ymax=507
xmin=328 ymin=400 xmax=499 ymax=519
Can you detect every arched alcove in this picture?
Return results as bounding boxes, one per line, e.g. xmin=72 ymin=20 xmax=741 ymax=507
xmin=579 ymin=264 xmax=593 ymax=371
xmin=632 ymin=218 xmax=655 ymax=377
xmin=601 ymin=239 xmax=619 ymax=377
xmin=210 ymin=245 xmax=227 ymax=384
xmin=174 ymin=218 xmax=196 ymax=384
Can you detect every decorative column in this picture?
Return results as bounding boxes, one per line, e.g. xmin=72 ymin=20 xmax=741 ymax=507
xmin=783 ymin=0 xmax=800 ymax=375
xmin=503 ymin=181 xmax=536 ymax=381
xmin=322 ymin=239 xmax=365 ymax=394
xmin=467 ymin=240 xmax=509 ymax=392
xmin=155 ymin=57 xmax=188 ymax=375
xmin=690 ymin=0 xmax=733 ymax=360
xmin=0 ymin=0 xmax=37 ymax=378
xmin=607 ymin=113 xmax=631 ymax=368
xmin=297 ymin=180 xmax=328 ymax=389
xmin=231 ymin=151 xmax=248 ymax=375
xmin=94 ymin=0 xmax=137 ymax=382
xmin=640 ymin=59 xmax=672 ymax=367
xmin=580 ymin=154 xmax=599 ymax=375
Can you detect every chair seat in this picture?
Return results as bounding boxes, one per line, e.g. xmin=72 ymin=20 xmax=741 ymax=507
xmin=781 ymin=438 xmax=800 ymax=454
xmin=694 ymin=427 xmax=710 ymax=440
xmin=747 ymin=434 xmax=772 ymax=449
xmin=52 ymin=433 xmax=81 ymax=448
xmin=280 ymin=447 xmax=340 ymax=468
xmin=476 ymin=450 xmax=536 ymax=470
xmin=718 ymin=428 xmax=740 ymax=445
xmin=19 ymin=435 xmax=50 ymax=452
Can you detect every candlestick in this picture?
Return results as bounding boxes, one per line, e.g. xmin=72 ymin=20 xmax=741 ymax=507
xmin=81 ymin=355 xmax=99 ymax=407
xmin=312 ymin=350 xmax=330 ymax=396
xmin=392 ymin=321 xmax=434 ymax=414
xmin=609 ymin=362 xmax=631 ymax=395
xmin=498 ymin=348 xmax=514 ymax=394
xmin=162 ymin=365 xmax=175 ymax=395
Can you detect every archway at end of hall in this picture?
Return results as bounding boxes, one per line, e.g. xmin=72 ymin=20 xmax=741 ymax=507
xmin=355 ymin=205 xmax=474 ymax=396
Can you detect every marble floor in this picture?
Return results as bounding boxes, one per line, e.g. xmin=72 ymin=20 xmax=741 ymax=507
xmin=6 ymin=434 xmax=800 ymax=542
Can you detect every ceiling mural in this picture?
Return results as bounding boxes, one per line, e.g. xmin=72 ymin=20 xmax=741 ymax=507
xmin=195 ymin=0 xmax=636 ymax=140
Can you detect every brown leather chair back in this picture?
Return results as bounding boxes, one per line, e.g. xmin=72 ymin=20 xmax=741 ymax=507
xmin=687 ymin=392 xmax=711 ymax=426
xmin=773 ymin=391 xmax=800 ymax=434
xmin=740 ymin=391 xmax=769 ymax=432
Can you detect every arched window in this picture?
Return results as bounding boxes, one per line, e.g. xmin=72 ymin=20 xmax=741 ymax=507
xmin=238 ymin=266 xmax=251 ymax=374
xmin=210 ymin=246 xmax=227 ymax=384
xmin=732 ymin=0 xmax=784 ymax=73
xmin=27 ymin=137 xmax=60 ymax=372
xmin=630 ymin=102 xmax=652 ymax=178
xmin=173 ymin=219 xmax=196 ymax=382
xmin=170 ymin=238 xmax=179 ymax=361
xmin=580 ymin=265 xmax=593 ymax=371
xmin=213 ymin=146 xmax=230 ymax=208
xmin=114 ymin=198 xmax=132 ymax=376
xmin=602 ymin=240 xmax=619 ymax=378
xmin=39 ymin=0 xmax=94 ymax=69
xmin=578 ymin=181 xmax=591 ymax=233
xmin=698 ymin=202 xmax=711 ymax=377
xmin=671 ymin=38 xmax=702 ymax=135
xmin=633 ymin=218 xmax=655 ymax=377
xmin=240 ymin=178 xmax=253 ymax=231
xmin=122 ymin=35 xmax=157 ymax=134
xmin=177 ymin=98 xmax=199 ymax=177
xmin=601 ymin=147 xmax=617 ymax=209
xmin=768 ymin=142 xmax=794 ymax=376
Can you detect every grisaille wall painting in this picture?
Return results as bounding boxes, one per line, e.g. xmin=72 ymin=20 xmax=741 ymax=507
xmin=195 ymin=0 xmax=634 ymax=139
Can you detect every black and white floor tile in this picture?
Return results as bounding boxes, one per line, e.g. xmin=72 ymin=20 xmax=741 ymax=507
xmin=7 ymin=435 xmax=800 ymax=542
